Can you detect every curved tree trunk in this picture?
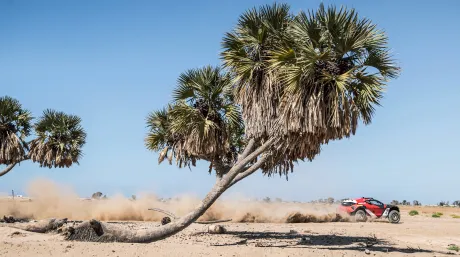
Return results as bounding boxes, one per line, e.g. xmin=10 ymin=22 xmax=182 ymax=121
xmin=67 ymin=138 xmax=275 ymax=243
xmin=0 ymin=163 xmax=18 ymax=177
xmin=6 ymin=218 xmax=68 ymax=233
xmin=0 ymin=157 xmax=29 ymax=177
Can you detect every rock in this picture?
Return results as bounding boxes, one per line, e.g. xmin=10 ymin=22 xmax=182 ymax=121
xmin=365 ymin=249 xmax=370 ymax=255
xmin=207 ymin=225 xmax=226 ymax=234
xmin=298 ymin=237 xmax=311 ymax=245
xmin=161 ymin=217 xmax=171 ymax=225
xmin=289 ymin=229 xmax=298 ymax=234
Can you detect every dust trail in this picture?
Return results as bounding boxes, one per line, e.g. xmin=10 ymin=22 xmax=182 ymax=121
xmin=0 ymin=179 xmax=349 ymax=223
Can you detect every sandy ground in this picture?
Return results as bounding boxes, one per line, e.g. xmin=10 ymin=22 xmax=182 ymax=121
xmin=1 ymin=211 xmax=459 ymax=257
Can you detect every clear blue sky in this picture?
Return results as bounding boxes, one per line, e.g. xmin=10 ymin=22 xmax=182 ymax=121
xmin=1 ymin=0 xmax=459 ymax=204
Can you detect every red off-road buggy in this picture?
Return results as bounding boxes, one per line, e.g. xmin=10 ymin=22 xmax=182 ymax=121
xmin=338 ymin=197 xmax=401 ymax=224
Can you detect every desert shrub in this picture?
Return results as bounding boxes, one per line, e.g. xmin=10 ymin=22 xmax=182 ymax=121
xmin=409 ymin=210 xmax=419 ymax=216
xmin=436 ymin=212 xmax=443 ymax=216
xmin=448 ymin=244 xmax=459 ymax=252
xmin=432 ymin=213 xmax=442 ymax=218
xmin=451 ymin=214 xmax=460 ymax=219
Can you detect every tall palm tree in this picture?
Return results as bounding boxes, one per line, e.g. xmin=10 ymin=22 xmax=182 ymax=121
xmin=145 ymin=66 xmax=244 ymax=177
xmin=0 ymin=97 xmax=86 ymax=176
xmin=222 ymin=3 xmax=399 ymax=177
xmin=46 ymin=4 xmax=399 ymax=243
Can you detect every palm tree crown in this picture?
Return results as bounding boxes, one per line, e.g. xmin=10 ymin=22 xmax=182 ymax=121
xmin=222 ymin=3 xmax=399 ymax=177
xmin=145 ymin=66 xmax=244 ymax=172
xmin=29 ymin=109 xmax=86 ymax=168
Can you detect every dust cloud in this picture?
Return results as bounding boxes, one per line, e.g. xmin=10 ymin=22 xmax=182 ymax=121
xmin=1 ymin=179 xmax=349 ymax=223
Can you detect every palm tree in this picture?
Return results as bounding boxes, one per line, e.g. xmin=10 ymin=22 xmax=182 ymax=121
xmin=57 ymin=3 xmax=399 ymax=243
xmin=145 ymin=66 xmax=244 ymax=178
xmin=222 ymin=3 xmax=399 ymax=175
xmin=0 ymin=96 xmax=86 ymax=177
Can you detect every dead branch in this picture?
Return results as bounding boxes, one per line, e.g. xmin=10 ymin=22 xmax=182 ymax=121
xmin=148 ymin=208 xmax=178 ymax=219
xmin=148 ymin=207 xmax=231 ymax=224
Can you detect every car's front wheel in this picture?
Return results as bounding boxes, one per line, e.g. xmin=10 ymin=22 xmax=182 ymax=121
xmin=354 ymin=209 xmax=368 ymax=222
xmin=388 ymin=210 xmax=400 ymax=224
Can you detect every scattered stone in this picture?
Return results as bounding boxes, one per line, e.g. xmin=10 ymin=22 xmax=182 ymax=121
xmin=161 ymin=217 xmax=171 ymax=225
xmin=207 ymin=225 xmax=226 ymax=234
xmin=10 ymin=231 xmax=26 ymax=238
xmin=298 ymin=237 xmax=311 ymax=245
xmin=289 ymin=229 xmax=298 ymax=234
xmin=365 ymin=249 xmax=370 ymax=255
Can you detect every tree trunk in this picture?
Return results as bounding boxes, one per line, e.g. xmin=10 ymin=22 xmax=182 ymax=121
xmin=0 ymin=163 xmax=17 ymax=177
xmin=66 ymin=138 xmax=275 ymax=243
xmin=0 ymin=157 xmax=29 ymax=177
xmin=6 ymin=218 xmax=68 ymax=233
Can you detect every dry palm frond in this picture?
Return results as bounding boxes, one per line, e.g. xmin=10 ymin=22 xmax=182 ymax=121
xmin=0 ymin=96 xmax=32 ymax=164
xmin=221 ymin=3 xmax=291 ymax=140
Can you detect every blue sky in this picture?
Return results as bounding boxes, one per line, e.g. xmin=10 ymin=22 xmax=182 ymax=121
xmin=1 ymin=0 xmax=459 ymax=204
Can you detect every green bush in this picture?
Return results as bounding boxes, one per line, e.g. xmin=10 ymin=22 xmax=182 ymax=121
xmin=432 ymin=213 xmax=442 ymax=218
xmin=409 ymin=210 xmax=419 ymax=216
xmin=451 ymin=214 xmax=460 ymax=219
xmin=448 ymin=244 xmax=459 ymax=252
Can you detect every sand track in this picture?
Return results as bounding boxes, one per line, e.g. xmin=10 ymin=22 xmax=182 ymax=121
xmin=1 ymin=213 xmax=459 ymax=257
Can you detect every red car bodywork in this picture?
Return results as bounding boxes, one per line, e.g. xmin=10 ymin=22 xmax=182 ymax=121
xmin=338 ymin=197 xmax=398 ymax=219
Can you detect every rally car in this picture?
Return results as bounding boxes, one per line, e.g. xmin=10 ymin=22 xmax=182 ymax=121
xmin=338 ymin=197 xmax=401 ymax=223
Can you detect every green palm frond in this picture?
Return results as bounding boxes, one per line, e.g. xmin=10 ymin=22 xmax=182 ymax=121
xmin=0 ymin=96 xmax=32 ymax=164
xmin=29 ymin=109 xmax=86 ymax=168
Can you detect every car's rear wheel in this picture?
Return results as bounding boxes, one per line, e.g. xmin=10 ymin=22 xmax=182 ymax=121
xmin=388 ymin=210 xmax=400 ymax=224
xmin=354 ymin=209 xmax=367 ymax=222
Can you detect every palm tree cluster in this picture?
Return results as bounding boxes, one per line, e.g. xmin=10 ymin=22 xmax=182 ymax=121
xmin=0 ymin=96 xmax=86 ymax=176
xmin=146 ymin=3 xmax=399 ymax=179
xmin=5 ymin=3 xmax=399 ymax=243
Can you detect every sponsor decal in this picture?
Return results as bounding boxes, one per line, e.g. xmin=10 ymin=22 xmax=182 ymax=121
xmin=365 ymin=209 xmax=377 ymax=218
xmin=382 ymin=208 xmax=390 ymax=218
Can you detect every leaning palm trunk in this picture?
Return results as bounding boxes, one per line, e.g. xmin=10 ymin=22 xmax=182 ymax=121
xmin=66 ymin=139 xmax=270 ymax=243
xmin=0 ymin=162 xmax=18 ymax=177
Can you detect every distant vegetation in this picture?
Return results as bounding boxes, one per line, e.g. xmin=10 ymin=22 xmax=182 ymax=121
xmin=432 ymin=212 xmax=443 ymax=218
xmin=448 ymin=244 xmax=459 ymax=252
xmin=409 ymin=210 xmax=419 ymax=216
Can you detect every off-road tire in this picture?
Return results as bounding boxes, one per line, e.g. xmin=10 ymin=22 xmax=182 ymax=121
xmin=354 ymin=209 xmax=368 ymax=222
xmin=388 ymin=210 xmax=400 ymax=224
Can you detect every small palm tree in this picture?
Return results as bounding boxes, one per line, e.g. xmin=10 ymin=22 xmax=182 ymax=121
xmin=0 ymin=96 xmax=86 ymax=176
xmin=145 ymin=66 xmax=244 ymax=177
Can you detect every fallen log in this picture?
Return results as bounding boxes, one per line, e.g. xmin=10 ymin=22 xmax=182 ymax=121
xmin=5 ymin=218 xmax=68 ymax=233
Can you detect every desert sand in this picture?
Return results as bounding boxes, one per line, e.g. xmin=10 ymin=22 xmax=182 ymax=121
xmin=1 ymin=180 xmax=459 ymax=256
xmin=1 ymin=212 xmax=460 ymax=257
